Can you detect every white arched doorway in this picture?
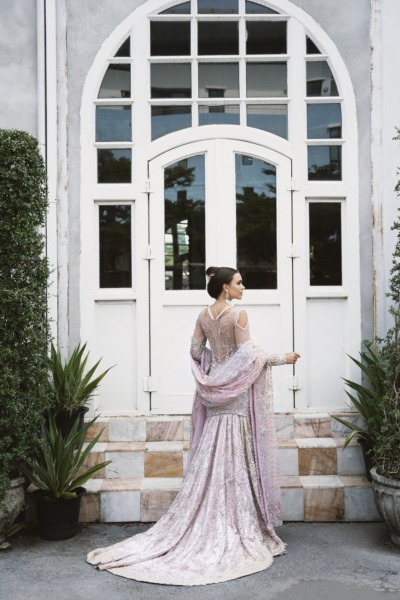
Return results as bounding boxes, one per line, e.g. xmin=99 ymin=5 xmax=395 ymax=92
xmin=80 ymin=0 xmax=361 ymax=416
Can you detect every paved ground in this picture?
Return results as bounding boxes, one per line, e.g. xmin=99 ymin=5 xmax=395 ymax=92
xmin=1 ymin=522 xmax=400 ymax=600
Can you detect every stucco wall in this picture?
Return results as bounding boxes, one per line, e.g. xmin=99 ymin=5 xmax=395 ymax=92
xmin=0 ymin=0 xmax=38 ymax=136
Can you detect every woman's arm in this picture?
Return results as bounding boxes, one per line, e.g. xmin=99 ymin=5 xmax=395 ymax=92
xmin=234 ymin=309 xmax=300 ymax=366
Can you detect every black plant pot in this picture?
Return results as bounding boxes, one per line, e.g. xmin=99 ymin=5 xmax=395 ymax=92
xmin=45 ymin=406 xmax=89 ymax=439
xmin=32 ymin=487 xmax=86 ymax=540
xmin=357 ymin=437 xmax=374 ymax=482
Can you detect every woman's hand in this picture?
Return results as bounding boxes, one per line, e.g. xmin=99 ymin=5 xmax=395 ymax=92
xmin=285 ymin=352 xmax=300 ymax=364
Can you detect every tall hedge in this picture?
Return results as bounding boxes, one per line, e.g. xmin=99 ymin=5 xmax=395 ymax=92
xmin=0 ymin=130 xmax=51 ymax=503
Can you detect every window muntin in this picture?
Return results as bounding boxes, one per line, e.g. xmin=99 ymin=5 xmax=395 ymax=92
xmin=236 ymin=154 xmax=277 ymax=289
xmin=99 ymin=205 xmax=132 ymax=288
xmin=164 ymin=155 xmax=206 ymax=290
xmin=309 ymin=202 xmax=342 ymax=286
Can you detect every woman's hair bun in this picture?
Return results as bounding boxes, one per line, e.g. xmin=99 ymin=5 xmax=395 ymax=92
xmin=205 ymin=266 xmax=238 ymax=299
xmin=206 ymin=266 xmax=219 ymax=278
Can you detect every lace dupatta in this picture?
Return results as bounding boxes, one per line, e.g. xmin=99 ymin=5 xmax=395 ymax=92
xmin=187 ymin=340 xmax=284 ymax=531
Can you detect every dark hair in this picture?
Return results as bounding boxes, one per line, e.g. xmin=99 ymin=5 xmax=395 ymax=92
xmin=206 ymin=266 xmax=238 ymax=299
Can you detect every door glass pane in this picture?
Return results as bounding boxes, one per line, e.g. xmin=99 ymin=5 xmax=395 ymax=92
xmin=114 ymin=38 xmax=130 ymax=57
xmin=308 ymin=145 xmax=342 ymax=180
xmin=161 ymin=2 xmax=191 ymax=13
xmin=151 ymin=22 xmax=191 ymax=55
xmin=245 ymin=1 xmax=278 ymax=14
xmin=98 ymin=64 xmax=131 ymax=98
xmin=198 ymin=0 xmax=238 ymax=13
xmin=164 ymin=155 xmax=205 ymax=289
xmin=98 ymin=149 xmax=131 ymax=183
xmin=151 ymin=64 xmax=191 ymax=98
xmin=306 ymin=61 xmax=338 ymax=96
xmin=96 ymin=106 xmax=131 ymax=142
xmin=99 ymin=205 xmax=132 ymax=288
xmin=151 ymin=106 xmax=191 ymax=139
xmin=246 ymin=63 xmax=287 ymax=97
xmin=309 ymin=203 xmax=342 ymax=286
xmin=247 ymin=104 xmax=287 ymax=138
xmin=198 ymin=22 xmax=239 ymax=55
xmin=246 ymin=22 xmax=286 ymax=54
xmin=307 ymin=104 xmax=342 ymax=139
xmin=199 ymin=104 xmax=239 ymax=125
xmin=236 ymin=154 xmax=277 ymax=289
xmin=198 ymin=63 xmax=239 ymax=97
xmin=306 ymin=36 xmax=321 ymax=55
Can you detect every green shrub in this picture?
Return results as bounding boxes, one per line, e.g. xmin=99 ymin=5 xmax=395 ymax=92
xmin=0 ymin=129 xmax=51 ymax=503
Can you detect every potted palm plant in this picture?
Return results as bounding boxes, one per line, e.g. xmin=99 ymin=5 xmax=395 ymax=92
xmin=47 ymin=342 xmax=112 ymax=437
xmin=19 ymin=414 xmax=110 ymax=540
xmin=330 ymin=341 xmax=386 ymax=481
xmin=368 ymin=206 xmax=400 ymax=546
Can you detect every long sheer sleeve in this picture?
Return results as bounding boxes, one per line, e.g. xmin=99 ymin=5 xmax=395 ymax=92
xmin=235 ymin=309 xmax=286 ymax=367
xmin=190 ymin=314 xmax=207 ymax=362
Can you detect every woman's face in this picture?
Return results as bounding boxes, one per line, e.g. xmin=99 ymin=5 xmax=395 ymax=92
xmin=226 ymin=272 xmax=245 ymax=300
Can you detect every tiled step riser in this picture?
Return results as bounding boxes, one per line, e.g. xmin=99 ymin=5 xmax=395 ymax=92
xmin=83 ymin=440 xmax=367 ymax=480
xmin=79 ymin=478 xmax=381 ymax=524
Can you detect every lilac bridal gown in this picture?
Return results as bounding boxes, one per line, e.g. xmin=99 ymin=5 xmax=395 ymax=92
xmin=87 ymin=306 xmax=287 ymax=586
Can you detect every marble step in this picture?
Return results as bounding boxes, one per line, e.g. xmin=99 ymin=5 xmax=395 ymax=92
xmin=79 ymin=475 xmax=381 ymax=524
xmin=82 ymin=436 xmax=367 ymax=480
xmin=85 ymin=412 xmax=366 ymax=444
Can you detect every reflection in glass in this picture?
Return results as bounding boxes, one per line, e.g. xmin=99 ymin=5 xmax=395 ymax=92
xmin=246 ymin=22 xmax=286 ymax=54
xmin=198 ymin=21 xmax=239 ymax=55
xmin=160 ymin=2 xmax=190 ymax=13
xmin=151 ymin=105 xmax=191 ymax=139
xmin=306 ymin=61 xmax=338 ymax=96
xmin=97 ymin=149 xmax=131 ymax=183
xmin=236 ymin=154 xmax=277 ymax=289
xmin=151 ymin=21 xmax=191 ymax=55
xmin=306 ymin=36 xmax=321 ymax=55
xmin=198 ymin=63 xmax=239 ymax=98
xmin=164 ymin=155 xmax=205 ymax=289
xmin=308 ymin=145 xmax=341 ymax=181
xmin=115 ymin=38 xmax=130 ymax=57
xmin=96 ymin=106 xmax=131 ymax=142
xmin=309 ymin=202 xmax=342 ymax=286
xmin=198 ymin=0 xmax=238 ymax=13
xmin=245 ymin=1 xmax=278 ymax=13
xmin=98 ymin=64 xmax=131 ymax=98
xmin=246 ymin=62 xmax=287 ymax=97
xmin=199 ymin=104 xmax=239 ymax=125
xmin=307 ymin=104 xmax=342 ymax=139
xmin=247 ymin=104 xmax=287 ymax=138
xmin=99 ymin=205 xmax=132 ymax=288
xmin=151 ymin=63 xmax=191 ymax=98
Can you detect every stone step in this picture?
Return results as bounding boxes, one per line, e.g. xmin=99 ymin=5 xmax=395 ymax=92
xmin=82 ymin=436 xmax=367 ymax=480
xmin=79 ymin=475 xmax=381 ymax=524
xmin=85 ymin=412 xmax=365 ymax=443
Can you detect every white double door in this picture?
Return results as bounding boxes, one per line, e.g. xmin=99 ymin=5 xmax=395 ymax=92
xmin=148 ymin=139 xmax=294 ymax=414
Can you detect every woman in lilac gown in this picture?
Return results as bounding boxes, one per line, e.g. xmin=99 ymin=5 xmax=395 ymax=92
xmin=87 ymin=266 xmax=300 ymax=586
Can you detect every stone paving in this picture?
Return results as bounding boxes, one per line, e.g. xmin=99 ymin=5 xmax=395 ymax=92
xmin=2 ymin=522 xmax=400 ymax=600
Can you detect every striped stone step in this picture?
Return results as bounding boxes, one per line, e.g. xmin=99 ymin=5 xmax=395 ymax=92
xmin=79 ymin=474 xmax=381 ymax=524
xmin=82 ymin=436 xmax=367 ymax=480
xmin=85 ymin=412 xmax=366 ymax=444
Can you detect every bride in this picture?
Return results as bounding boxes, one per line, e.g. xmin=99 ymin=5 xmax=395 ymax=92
xmin=87 ymin=266 xmax=300 ymax=586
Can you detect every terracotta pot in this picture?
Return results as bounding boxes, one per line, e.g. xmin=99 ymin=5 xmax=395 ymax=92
xmin=370 ymin=466 xmax=400 ymax=546
xmin=0 ymin=477 xmax=25 ymax=543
